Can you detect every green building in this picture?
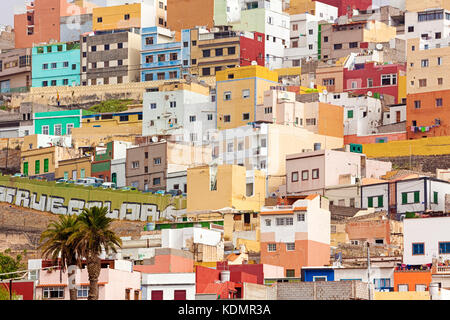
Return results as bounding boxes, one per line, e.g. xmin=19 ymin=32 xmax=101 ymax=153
xmin=34 ymin=109 xmax=92 ymax=136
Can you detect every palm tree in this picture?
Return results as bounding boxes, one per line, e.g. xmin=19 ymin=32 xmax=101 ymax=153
xmin=39 ymin=214 xmax=80 ymax=300
xmin=69 ymin=206 xmax=122 ymax=300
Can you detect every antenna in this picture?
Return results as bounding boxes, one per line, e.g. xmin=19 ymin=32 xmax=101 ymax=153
xmin=367 ymin=91 xmax=373 ymax=97
xmin=151 ymin=136 xmax=158 ymax=143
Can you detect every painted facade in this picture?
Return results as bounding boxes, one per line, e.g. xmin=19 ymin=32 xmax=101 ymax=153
xmin=55 ymin=156 xmax=92 ymax=180
xmin=34 ymin=109 xmax=89 ymax=136
xmin=260 ymin=194 xmax=331 ymax=277
xmin=167 ymin=0 xmax=214 ymax=34
xmin=31 ymin=42 xmax=81 ymax=88
xmin=92 ymin=141 xmax=131 ymax=182
xmin=0 ymin=48 xmax=32 ymax=94
xmin=141 ymin=273 xmax=196 ymax=300
xmin=187 ymin=164 xmax=265 ymax=212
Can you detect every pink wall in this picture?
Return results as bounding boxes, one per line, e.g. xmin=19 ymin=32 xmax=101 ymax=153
xmin=134 ymin=254 xmax=194 ymax=274
xmin=286 ymin=151 xmax=326 ymax=194
xmin=344 ymin=132 xmax=407 ymax=144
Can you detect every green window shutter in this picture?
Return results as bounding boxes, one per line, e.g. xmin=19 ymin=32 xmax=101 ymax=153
xmin=44 ymin=158 xmax=49 ymax=173
xmin=23 ymin=162 xmax=28 ymax=176
xmin=378 ymin=196 xmax=383 ymax=207
xmin=80 ymin=168 xmax=85 ymax=179
xmin=35 ymin=160 xmax=40 ymax=175
xmin=402 ymin=192 xmax=408 ymax=204
xmin=368 ymin=197 xmax=373 ymax=207
xmin=64 ymin=171 xmax=69 ymax=180
xmin=434 ymin=191 xmax=438 ymax=204
xmin=414 ymin=191 xmax=420 ymax=203
xmin=348 ymin=110 xmax=353 ymax=118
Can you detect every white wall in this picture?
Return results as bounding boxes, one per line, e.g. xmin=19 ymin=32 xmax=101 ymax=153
xmin=361 ymin=182 xmax=389 ymax=211
xmin=161 ymin=227 xmax=222 ymax=249
xmin=335 ymin=267 xmax=394 ymax=290
xmin=404 ymin=216 xmax=450 ymax=265
xmin=383 ymin=105 xmax=406 ymax=125
xmin=166 ymin=170 xmax=187 ymax=192
xmin=404 ymin=11 xmax=450 ymax=41
xmin=365 ymin=159 xmax=392 ymax=179
xmin=141 ymin=273 xmax=196 ymax=300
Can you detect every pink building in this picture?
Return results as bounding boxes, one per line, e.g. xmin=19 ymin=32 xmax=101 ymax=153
xmin=133 ymin=248 xmax=194 ymax=274
xmin=30 ymin=259 xmax=141 ymax=300
xmin=286 ymin=149 xmax=392 ymax=195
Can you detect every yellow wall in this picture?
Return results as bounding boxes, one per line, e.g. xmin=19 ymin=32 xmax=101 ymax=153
xmin=362 ymin=136 xmax=450 ymax=158
xmin=374 ymin=291 xmax=430 ymax=300
xmin=405 ymin=0 xmax=450 ymax=12
xmin=284 ymin=0 xmax=316 ymax=14
xmin=55 ymin=157 xmax=92 ymax=180
xmin=363 ymin=21 xmax=397 ymax=43
xmin=80 ymin=113 xmax=142 ymax=130
xmin=92 ymin=3 xmax=141 ymax=31
xmin=236 ymin=238 xmax=260 ymax=253
xmin=398 ymin=74 xmax=406 ymax=103
xmin=187 ymin=164 xmax=266 ymax=212
xmin=21 ymin=147 xmax=56 ymax=176
xmin=216 ymin=66 xmax=278 ymax=130
xmin=274 ymin=67 xmax=302 ymax=78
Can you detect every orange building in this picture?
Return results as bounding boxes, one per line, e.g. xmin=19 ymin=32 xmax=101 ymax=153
xmin=166 ymin=0 xmax=214 ymax=36
xmin=14 ymin=0 xmax=97 ymax=49
xmin=393 ymin=270 xmax=432 ymax=292
xmin=259 ymin=194 xmax=331 ymax=278
xmin=406 ymin=89 xmax=450 ymax=139
xmin=133 ymin=248 xmax=194 ymax=273
xmin=345 ymin=219 xmax=391 ymax=245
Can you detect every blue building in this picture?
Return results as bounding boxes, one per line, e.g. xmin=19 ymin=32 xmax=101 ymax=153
xmin=301 ymin=267 xmax=336 ymax=282
xmin=141 ymin=26 xmax=182 ymax=81
xmin=31 ymin=42 xmax=81 ymax=88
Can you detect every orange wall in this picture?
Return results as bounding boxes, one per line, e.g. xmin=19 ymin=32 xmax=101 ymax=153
xmin=344 ymin=132 xmax=407 ymax=144
xmin=260 ymin=239 xmax=329 ymax=277
xmin=167 ymin=0 xmax=214 ymax=33
xmin=345 ymin=220 xmax=390 ymax=244
xmin=407 ymin=90 xmax=450 ymax=139
xmin=133 ymin=254 xmax=194 ymax=273
xmin=15 ymin=0 xmax=62 ymax=49
xmin=393 ymin=271 xmax=432 ymax=291
xmin=318 ymin=102 xmax=344 ymax=138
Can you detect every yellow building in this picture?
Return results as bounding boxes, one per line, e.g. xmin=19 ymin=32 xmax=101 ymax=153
xmin=21 ymin=146 xmax=81 ymax=180
xmin=186 ymin=164 xmax=266 ymax=212
xmin=93 ymin=3 xmax=142 ymax=31
xmin=70 ymin=108 xmax=143 ymax=149
xmin=216 ymin=65 xmax=279 ymax=130
xmin=55 ymin=156 xmax=92 ymax=180
xmin=405 ymin=0 xmax=450 ymax=12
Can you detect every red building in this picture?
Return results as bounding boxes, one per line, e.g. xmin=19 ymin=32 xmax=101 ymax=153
xmin=0 ymin=280 xmax=35 ymax=300
xmin=343 ymin=62 xmax=406 ymax=103
xmin=239 ymin=32 xmax=265 ymax=67
xmin=314 ymin=0 xmax=372 ymax=17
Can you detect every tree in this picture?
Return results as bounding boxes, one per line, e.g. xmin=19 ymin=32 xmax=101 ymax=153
xmin=39 ymin=214 xmax=80 ymax=300
xmin=0 ymin=249 xmax=25 ymax=280
xmin=0 ymin=285 xmax=19 ymax=300
xmin=69 ymin=206 xmax=122 ymax=300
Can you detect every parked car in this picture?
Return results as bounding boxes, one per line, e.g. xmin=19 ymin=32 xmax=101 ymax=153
xmin=75 ymin=178 xmax=96 ymax=187
xmin=13 ymin=173 xmax=25 ymax=178
xmin=153 ymin=190 xmax=165 ymax=195
xmin=120 ymin=186 xmax=138 ymax=191
xmin=166 ymin=189 xmax=182 ymax=196
xmin=101 ymin=182 xmax=117 ymax=189
xmin=56 ymin=179 xmax=70 ymax=184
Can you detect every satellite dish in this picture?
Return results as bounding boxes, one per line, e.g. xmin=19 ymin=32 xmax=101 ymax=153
xmin=376 ymin=43 xmax=383 ymax=50
xmin=367 ymin=91 xmax=372 ymax=97
xmin=151 ymin=136 xmax=158 ymax=143
xmin=251 ymin=61 xmax=257 ymax=66
xmin=323 ymin=89 xmax=328 ymax=95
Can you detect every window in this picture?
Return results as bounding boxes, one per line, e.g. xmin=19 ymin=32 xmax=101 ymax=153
xmin=347 ymin=110 xmax=354 ymax=119
xmin=158 ymin=54 xmax=165 ymax=62
xmin=419 ymin=78 xmax=427 ymax=87
xmin=207 ymin=114 xmax=213 ymax=120
xmin=268 ymin=243 xmax=276 ymax=252
xmin=215 ymin=48 xmax=223 ymax=57
xmin=170 ymin=101 xmax=176 ymax=108
xmin=264 ymin=107 xmax=272 ymax=114
xmin=286 ymin=217 xmax=293 ymax=225
xmin=242 ymin=113 xmax=250 ymax=121
xmin=439 ymin=242 xmax=450 ymax=254
xmin=312 ymin=169 xmax=319 ymax=179
xmin=43 ymin=287 xmax=64 ymax=299
xmin=306 ymin=118 xmax=316 ymax=125
xmin=297 ymin=213 xmax=305 ymax=221
xmin=169 ymin=71 xmax=177 ymax=79
xmin=324 ymin=36 xmax=328 ymax=42
xmin=438 ymin=57 xmax=442 ymax=65
xmin=367 ymin=78 xmax=373 ymax=88
xmin=368 ymin=195 xmax=383 ymax=208
xmin=203 ymin=49 xmax=210 ymax=57
xmin=202 ymin=68 xmax=210 ymax=76
xmin=118 ymin=43 xmax=123 ymax=49
xmin=77 ymin=286 xmax=89 ymax=298
xmin=416 ymin=284 xmax=427 ymax=291
xmin=349 ymin=42 xmax=358 ymax=48
xmin=146 ymin=55 xmax=154 ymax=63
xmin=66 ymin=123 xmax=74 ymax=134
xmin=224 ymin=115 xmax=231 ymax=122
xmin=374 ymin=278 xmax=391 ymax=290
xmin=436 ymin=98 xmax=443 ymax=107
xmin=189 ymin=115 xmax=196 ymax=122
xmin=35 ymin=160 xmax=40 ymax=175
xmin=291 ymin=171 xmax=298 ymax=182
xmin=433 ymin=191 xmax=438 ymax=204
xmin=323 ymin=78 xmax=335 ymax=86
xmin=224 ymin=91 xmax=231 ymax=101
xmin=42 ymin=81 xmax=48 ymax=87
xmin=132 ymin=161 xmax=139 ymax=169
xmin=398 ymin=284 xmax=409 ymax=292
xmin=375 ymin=239 xmax=384 ymax=245
xmin=120 ymin=115 xmax=129 ymax=122
xmin=51 ymin=80 xmax=57 ymax=86
xmin=63 ymin=79 xmax=68 ymax=85
xmin=412 ymin=243 xmax=424 ymax=255
xmin=381 ymin=74 xmax=397 ymax=86
xmin=313 ymin=276 xmax=327 ymax=282
xmin=242 ymin=89 xmax=250 ymax=99
xmin=91 ymin=45 xmax=96 ymax=52
xmin=286 ymin=243 xmax=295 ymax=251
xmin=124 ymin=14 xmax=130 ymax=20
xmin=401 ymin=191 xmax=420 ymax=204
xmin=334 ymin=44 xmax=342 ymax=50
xmin=276 ymin=218 xmax=285 ymax=226
xmin=421 ymin=59 xmax=429 ymax=67
xmin=301 ymin=170 xmax=308 ymax=180
xmin=54 ymin=124 xmax=62 ymax=135
xmin=414 ymin=100 xmax=421 ymax=109
xmin=408 ymin=26 xmax=414 ymax=32
xmin=292 ymin=40 xmax=298 ymax=48
xmin=170 ymin=52 xmax=178 ymax=61
xmin=292 ymin=59 xmax=300 ymax=67
xmin=265 ymin=219 xmax=271 ymax=226
xmin=154 ymin=157 xmax=161 ymax=165
xmin=43 ymin=158 xmax=49 ymax=173
xmin=97 ymin=17 xmax=102 ymax=23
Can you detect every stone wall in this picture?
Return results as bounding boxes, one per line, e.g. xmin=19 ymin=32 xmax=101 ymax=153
xmin=275 ymin=281 xmax=370 ymax=300
xmin=372 ymin=154 xmax=450 ymax=173
xmin=446 ymin=194 xmax=450 ymax=213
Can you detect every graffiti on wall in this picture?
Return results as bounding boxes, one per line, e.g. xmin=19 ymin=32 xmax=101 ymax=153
xmin=0 ymin=178 xmax=186 ymax=221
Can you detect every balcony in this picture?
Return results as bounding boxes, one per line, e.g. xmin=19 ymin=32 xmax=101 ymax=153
xmin=436 ymin=266 xmax=450 ymax=274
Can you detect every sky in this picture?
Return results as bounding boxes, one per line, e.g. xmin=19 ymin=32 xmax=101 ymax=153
xmin=0 ymin=0 xmax=107 ymax=27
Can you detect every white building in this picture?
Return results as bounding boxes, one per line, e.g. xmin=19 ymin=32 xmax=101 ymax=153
xmin=111 ymin=158 xmax=126 ymax=187
xmin=283 ymin=3 xmax=338 ymax=67
xmin=161 ymin=227 xmax=223 ymax=250
xmin=141 ymin=272 xmax=196 ymax=300
xmin=166 ymin=169 xmax=187 ymax=193
xmin=361 ymin=177 xmax=450 ymax=216
xmin=404 ymin=9 xmax=450 ymax=41
xmin=403 ymin=216 xmax=450 ymax=265
xmin=383 ymin=103 xmax=406 ymax=125
xmin=214 ymin=0 xmax=290 ymax=69
xmin=319 ymin=91 xmax=383 ymax=136
xmin=142 ymin=84 xmax=216 ymax=143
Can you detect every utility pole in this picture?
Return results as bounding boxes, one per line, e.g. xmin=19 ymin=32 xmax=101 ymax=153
xmin=367 ymin=242 xmax=371 ymax=299
xmin=9 ymin=279 xmax=12 ymax=300
xmin=5 ymin=137 xmax=9 ymax=171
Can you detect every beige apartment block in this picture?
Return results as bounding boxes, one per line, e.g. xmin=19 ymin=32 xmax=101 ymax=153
xmin=405 ymin=0 xmax=450 ymax=12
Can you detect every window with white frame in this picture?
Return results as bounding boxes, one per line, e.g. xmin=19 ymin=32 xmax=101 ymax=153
xmin=268 ymin=243 xmax=276 ymax=252
xmin=150 ymin=103 xmax=157 ymax=109
xmin=43 ymin=287 xmax=64 ymax=299
xmin=242 ymin=89 xmax=250 ymax=98
xmin=381 ymin=74 xmax=397 ymax=86
xmin=189 ymin=115 xmax=196 ymax=122
xmin=260 ymin=138 xmax=267 ymax=148
xmin=238 ymin=142 xmax=243 ymax=151
xmin=42 ymin=125 xmax=49 ymax=135
xmin=286 ymin=217 xmax=293 ymax=225
xmin=154 ymin=157 xmax=161 ymax=165
xmin=132 ymin=161 xmax=139 ymax=169
xmin=66 ymin=123 xmax=74 ymax=135
xmin=224 ymin=91 xmax=232 ymax=100
xmin=227 ymin=142 xmax=233 ymax=152
xmin=286 ymin=243 xmax=295 ymax=251
xmin=77 ymin=286 xmax=89 ymax=298
xmin=207 ymin=114 xmax=213 ymax=120
xmin=170 ymin=101 xmax=176 ymax=108
xmin=276 ymin=218 xmax=285 ymax=226
xmin=297 ymin=213 xmax=305 ymax=221
xmin=54 ymin=124 xmax=62 ymax=136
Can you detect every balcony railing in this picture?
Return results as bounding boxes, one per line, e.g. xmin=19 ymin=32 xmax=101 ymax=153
xmin=436 ymin=266 xmax=450 ymax=274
